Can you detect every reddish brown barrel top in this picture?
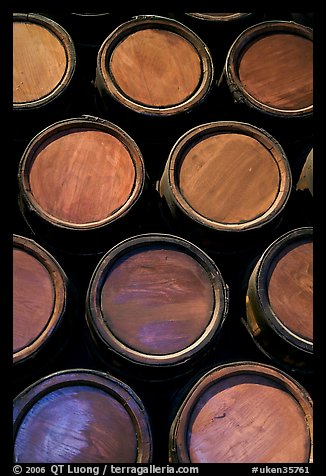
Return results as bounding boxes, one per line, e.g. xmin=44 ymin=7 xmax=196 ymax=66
xmin=27 ymin=127 xmax=137 ymax=226
xmin=110 ymin=28 xmax=202 ymax=107
xmin=101 ymin=246 xmax=216 ymax=355
xmin=171 ymin=363 xmax=313 ymax=463
xmin=13 ymin=248 xmax=55 ymax=353
xmin=179 ymin=132 xmax=281 ymax=224
xmin=13 ymin=20 xmax=67 ymax=103
xmin=13 ymin=371 xmax=152 ymax=463
xmin=268 ymin=241 xmax=313 ymax=341
xmin=238 ymin=32 xmax=313 ymax=111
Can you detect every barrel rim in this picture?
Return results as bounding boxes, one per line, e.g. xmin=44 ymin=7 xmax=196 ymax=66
xmin=13 ymin=368 xmax=153 ymax=463
xmin=96 ymin=15 xmax=214 ymax=116
xmin=13 ymin=234 xmax=68 ymax=365
xmin=86 ymin=232 xmax=229 ymax=367
xmin=13 ymin=12 xmax=76 ymax=110
xmin=161 ymin=120 xmax=292 ymax=233
xmin=17 ymin=115 xmax=145 ymax=230
xmin=169 ymin=360 xmax=313 ymax=463
xmin=249 ymin=227 xmax=313 ymax=352
xmin=185 ymin=13 xmax=255 ymax=22
xmin=224 ymin=20 xmax=313 ymax=118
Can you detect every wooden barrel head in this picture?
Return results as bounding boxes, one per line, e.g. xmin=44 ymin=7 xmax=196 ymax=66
xmin=110 ymin=29 xmax=202 ymax=107
xmin=225 ymin=22 xmax=313 ymax=118
xmin=86 ymin=234 xmax=228 ymax=368
xmin=96 ymin=16 xmax=213 ymax=115
xmin=13 ymin=370 xmax=152 ymax=463
xmin=170 ymin=362 xmax=313 ymax=463
xmin=245 ymin=228 xmax=313 ymax=370
xmin=18 ymin=117 xmax=144 ymax=229
xmin=161 ymin=122 xmax=291 ymax=233
xmin=268 ymin=241 xmax=313 ymax=340
xmin=13 ymin=235 xmax=67 ymax=365
xmin=13 ymin=13 xmax=75 ymax=109
xmin=257 ymin=228 xmax=313 ymax=347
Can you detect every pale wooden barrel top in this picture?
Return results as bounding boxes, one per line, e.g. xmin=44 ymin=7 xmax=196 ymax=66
xmin=29 ymin=129 xmax=136 ymax=225
xmin=101 ymin=246 xmax=216 ymax=355
xmin=13 ymin=21 xmax=67 ymax=103
xmin=13 ymin=248 xmax=55 ymax=353
xmin=179 ymin=133 xmax=280 ymax=224
xmin=238 ymin=33 xmax=313 ymax=110
xmin=187 ymin=373 xmax=310 ymax=463
xmin=110 ymin=29 xmax=202 ymax=107
xmin=268 ymin=241 xmax=313 ymax=341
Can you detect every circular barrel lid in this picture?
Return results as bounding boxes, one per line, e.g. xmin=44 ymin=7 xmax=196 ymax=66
xmin=18 ymin=116 xmax=145 ymax=230
xmin=225 ymin=21 xmax=313 ymax=118
xmin=170 ymin=362 xmax=313 ymax=463
xmin=13 ymin=370 xmax=153 ymax=463
xmin=13 ymin=13 xmax=75 ymax=109
xmin=253 ymin=227 xmax=313 ymax=353
xmin=13 ymin=235 xmax=68 ymax=365
xmin=162 ymin=121 xmax=291 ymax=233
xmin=96 ymin=15 xmax=213 ymax=115
xmin=86 ymin=233 xmax=228 ymax=368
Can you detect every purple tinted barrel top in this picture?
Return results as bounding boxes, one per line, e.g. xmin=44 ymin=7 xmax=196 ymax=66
xmin=13 ymin=370 xmax=153 ymax=463
xmin=13 ymin=235 xmax=68 ymax=366
xmin=85 ymin=233 xmax=228 ymax=373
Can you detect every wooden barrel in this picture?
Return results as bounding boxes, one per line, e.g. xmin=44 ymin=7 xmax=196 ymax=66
xmin=219 ymin=21 xmax=313 ymax=144
xmin=297 ymin=147 xmax=313 ymax=197
xmin=94 ymin=15 xmax=214 ymax=141
xmin=245 ymin=227 xmax=313 ymax=373
xmin=169 ymin=361 xmax=313 ymax=463
xmin=17 ymin=115 xmax=149 ymax=255
xmin=85 ymin=233 xmax=229 ymax=382
xmin=159 ymin=121 xmax=292 ymax=254
xmin=13 ymin=13 xmax=76 ymax=141
xmin=13 ymin=369 xmax=153 ymax=463
xmin=13 ymin=235 xmax=71 ymax=378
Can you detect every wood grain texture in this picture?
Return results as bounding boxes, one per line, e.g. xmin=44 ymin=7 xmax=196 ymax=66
xmin=238 ymin=33 xmax=313 ymax=110
xmin=187 ymin=374 xmax=310 ymax=463
xmin=179 ymin=133 xmax=280 ymax=223
xmin=101 ymin=246 xmax=215 ymax=354
xmin=13 ymin=22 xmax=67 ymax=103
xmin=268 ymin=242 xmax=313 ymax=340
xmin=110 ymin=29 xmax=202 ymax=107
xmin=14 ymin=385 xmax=138 ymax=463
xmin=13 ymin=249 xmax=54 ymax=353
xmin=29 ymin=129 xmax=136 ymax=224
